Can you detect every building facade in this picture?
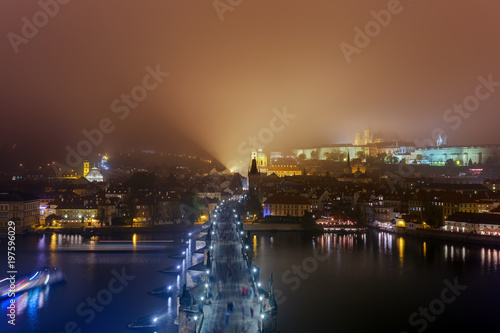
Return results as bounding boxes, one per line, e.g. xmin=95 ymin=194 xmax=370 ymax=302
xmin=263 ymin=194 xmax=311 ymax=217
xmin=0 ymin=193 xmax=40 ymax=230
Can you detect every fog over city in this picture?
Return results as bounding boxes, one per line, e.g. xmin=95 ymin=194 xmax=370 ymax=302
xmin=1 ymin=0 xmax=500 ymax=168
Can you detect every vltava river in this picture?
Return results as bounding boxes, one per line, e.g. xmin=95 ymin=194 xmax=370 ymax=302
xmin=252 ymin=230 xmax=500 ymax=333
xmin=2 ymin=230 xmax=500 ymax=333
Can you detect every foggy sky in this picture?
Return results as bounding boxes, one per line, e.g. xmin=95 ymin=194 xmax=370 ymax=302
xmin=1 ymin=0 xmax=500 ymax=170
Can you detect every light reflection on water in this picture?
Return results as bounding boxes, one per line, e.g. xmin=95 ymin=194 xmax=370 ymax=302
xmin=1 ymin=232 xmax=186 ymax=333
xmin=398 ymin=236 xmax=405 ymax=269
xmin=250 ymin=231 xmax=500 ymax=332
xmin=481 ymin=247 xmax=500 ymax=272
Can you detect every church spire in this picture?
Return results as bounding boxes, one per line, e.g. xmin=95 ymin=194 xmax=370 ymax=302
xmin=249 ymin=158 xmax=258 ymax=175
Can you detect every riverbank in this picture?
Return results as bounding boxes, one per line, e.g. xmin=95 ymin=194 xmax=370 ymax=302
xmin=29 ymin=224 xmax=196 ymax=236
xmin=395 ymin=227 xmax=500 ymax=247
xmin=242 ymin=222 xmax=321 ymax=232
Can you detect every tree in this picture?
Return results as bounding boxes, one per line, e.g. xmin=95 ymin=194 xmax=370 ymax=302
xmin=377 ymin=152 xmax=387 ymax=164
xmin=122 ymin=192 xmax=137 ymax=225
xmin=356 ymin=151 xmax=366 ymax=161
xmin=98 ymin=208 xmax=106 ymax=227
xmin=445 ymin=159 xmax=454 ymax=167
xmin=298 ymin=153 xmax=306 ymax=160
xmin=301 ymin=211 xmax=315 ymax=226
xmin=412 ymin=154 xmax=424 ymax=164
xmin=310 ymin=149 xmax=320 ymax=160
xmin=324 ymin=149 xmax=341 ymax=161
xmin=180 ymin=189 xmax=204 ymax=224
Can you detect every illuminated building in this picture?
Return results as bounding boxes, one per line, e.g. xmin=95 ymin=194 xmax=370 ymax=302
xmin=196 ymin=185 xmax=221 ymax=200
xmin=293 ymin=143 xmax=500 ymax=166
xmin=251 ymin=148 xmax=268 ymax=169
xmin=354 ymin=128 xmax=373 ymax=145
xmin=250 ymin=149 xmax=302 ymax=177
xmin=263 ymin=194 xmax=311 ymax=217
xmin=0 ymin=192 xmax=40 ymax=230
xmin=83 ymin=160 xmax=90 ymax=177
xmin=55 ymin=201 xmax=98 ymax=227
xmin=445 ymin=212 xmax=500 ymax=234
xmin=264 ymin=165 xmax=302 ymax=177
xmin=85 ymin=166 xmax=104 ymax=182
xmin=100 ymin=154 xmax=109 ymax=169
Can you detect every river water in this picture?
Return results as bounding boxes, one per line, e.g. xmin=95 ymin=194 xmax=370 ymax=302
xmin=252 ymin=230 xmax=500 ymax=333
xmin=1 ymin=230 xmax=500 ymax=333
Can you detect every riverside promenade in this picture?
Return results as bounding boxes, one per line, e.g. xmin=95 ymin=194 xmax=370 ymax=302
xmin=200 ymin=208 xmax=261 ymax=333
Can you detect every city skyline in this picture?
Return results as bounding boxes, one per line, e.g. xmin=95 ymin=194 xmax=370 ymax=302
xmin=1 ymin=1 xmax=500 ymax=171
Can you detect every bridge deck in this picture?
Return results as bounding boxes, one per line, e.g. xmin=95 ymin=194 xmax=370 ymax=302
xmin=201 ymin=219 xmax=260 ymax=333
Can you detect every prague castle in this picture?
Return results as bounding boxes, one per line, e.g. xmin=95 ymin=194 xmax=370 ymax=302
xmin=292 ymin=130 xmax=500 ymax=166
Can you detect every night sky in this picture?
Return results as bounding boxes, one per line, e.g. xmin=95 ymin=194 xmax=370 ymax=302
xmin=1 ymin=0 xmax=500 ymax=169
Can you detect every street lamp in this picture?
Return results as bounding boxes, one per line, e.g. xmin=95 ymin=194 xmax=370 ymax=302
xmin=260 ymin=313 xmax=265 ymax=332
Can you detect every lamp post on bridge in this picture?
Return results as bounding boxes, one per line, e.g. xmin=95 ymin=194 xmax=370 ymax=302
xmin=205 ymin=269 xmax=210 ymax=301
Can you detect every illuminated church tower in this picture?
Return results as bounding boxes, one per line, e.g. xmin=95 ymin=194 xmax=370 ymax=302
xmin=83 ymin=160 xmax=90 ymax=177
xmin=250 ymin=148 xmax=267 ymax=169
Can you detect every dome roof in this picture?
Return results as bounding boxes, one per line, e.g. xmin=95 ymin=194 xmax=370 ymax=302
xmin=86 ymin=167 xmax=103 ymax=182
